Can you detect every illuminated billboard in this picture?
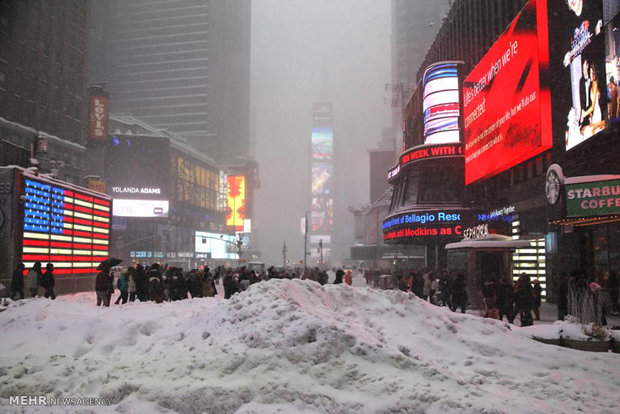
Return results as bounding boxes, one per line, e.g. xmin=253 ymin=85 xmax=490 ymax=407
xmin=311 ymin=197 xmax=333 ymax=233
xmin=423 ymin=62 xmax=462 ymax=144
xmin=311 ymin=164 xmax=333 ymax=196
xmin=105 ymin=136 xmax=170 ymax=217
xmin=89 ymin=95 xmax=109 ymax=141
xmin=22 ymin=178 xmax=111 ymax=274
xmin=463 ymin=0 xmax=551 ymax=185
xmin=195 ymin=231 xmax=238 ymax=259
xmin=383 ymin=209 xmax=465 ymax=242
xmin=112 ymin=199 xmax=169 ymax=218
xmin=226 ymin=175 xmax=245 ymax=230
xmin=311 ymin=127 xmax=334 ymax=161
xmin=547 ymin=0 xmax=606 ymax=150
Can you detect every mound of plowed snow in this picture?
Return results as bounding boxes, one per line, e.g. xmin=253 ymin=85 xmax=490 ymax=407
xmin=1 ymin=279 xmax=619 ymax=413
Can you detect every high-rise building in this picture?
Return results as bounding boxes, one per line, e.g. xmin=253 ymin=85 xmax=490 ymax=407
xmin=0 ymin=0 xmax=91 ymax=183
xmin=89 ymin=0 xmax=251 ymax=161
xmin=390 ymin=0 xmax=452 ymax=143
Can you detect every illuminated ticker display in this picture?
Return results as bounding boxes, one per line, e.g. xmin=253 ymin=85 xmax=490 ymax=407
xmin=226 ymin=175 xmax=245 ymax=230
xmin=22 ymin=179 xmax=111 ymax=274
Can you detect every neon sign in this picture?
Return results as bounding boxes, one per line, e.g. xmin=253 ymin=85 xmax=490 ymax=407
xmin=382 ymin=209 xmax=465 ymax=241
xmin=387 ymin=143 xmax=463 ymax=181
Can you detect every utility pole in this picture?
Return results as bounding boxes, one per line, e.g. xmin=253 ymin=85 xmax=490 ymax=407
xmin=319 ymin=239 xmax=323 ymax=267
xmin=282 ymin=241 xmax=287 ymax=268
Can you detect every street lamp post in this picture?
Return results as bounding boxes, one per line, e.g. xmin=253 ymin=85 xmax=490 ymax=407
xmin=319 ymin=239 xmax=323 ymax=267
xmin=303 ymin=211 xmax=309 ymax=270
xmin=236 ymin=237 xmax=243 ymax=267
xmin=282 ymin=241 xmax=287 ymax=268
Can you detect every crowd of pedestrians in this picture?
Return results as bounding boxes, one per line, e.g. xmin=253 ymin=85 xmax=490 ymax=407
xmin=7 ymin=260 xmax=618 ymax=327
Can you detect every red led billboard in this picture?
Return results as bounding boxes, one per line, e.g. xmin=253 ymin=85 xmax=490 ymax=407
xmin=462 ymin=0 xmax=551 ymax=185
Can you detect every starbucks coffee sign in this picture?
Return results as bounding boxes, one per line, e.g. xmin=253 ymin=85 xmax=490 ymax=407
xmin=566 ymin=179 xmax=620 ymax=218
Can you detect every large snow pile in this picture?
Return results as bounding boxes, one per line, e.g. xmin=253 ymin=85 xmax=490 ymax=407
xmin=1 ymin=279 xmax=619 ymax=413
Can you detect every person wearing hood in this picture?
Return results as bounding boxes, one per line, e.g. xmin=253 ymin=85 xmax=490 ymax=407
xmin=127 ymin=267 xmax=137 ymax=302
xmin=344 ymin=270 xmax=353 ymax=286
xmin=134 ymin=264 xmax=148 ymax=302
xmin=114 ymin=269 xmax=129 ymax=305
xmin=95 ymin=263 xmax=113 ymax=306
xmin=11 ymin=263 xmax=25 ymax=300
xmin=41 ymin=263 xmax=56 ymax=300
xmin=26 ymin=262 xmax=42 ymax=298
xmin=334 ymin=269 xmax=344 ymax=284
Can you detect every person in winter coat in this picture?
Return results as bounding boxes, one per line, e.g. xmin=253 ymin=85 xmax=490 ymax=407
xmin=41 ymin=263 xmax=56 ymax=300
xmin=557 ymin=273 xmax=569 ymax=321
xmin=95 ymin=264 xmax=113 ymax=307
xmin=26 ymin=261 xmax=42 ymax=298
xmin=223 ymin=270 xmax=237 ymax=299
xmin=514 ymin=273 xmax=534 ymax=326
xmin=134 ymin=264 xmax=148 ymax=302
xmin=532 ymin=279 xmax=542 ymax=320
xmin=202 ymin=269 xmax=217 ymax=297
xmin=114 ymin=270 xmax=129 ymax=305
xmin=422 ymin=272 xmax=433 ymax=301
xmin=127 ymin=267 xmax=137 ymax=302
xmin=10 ymin=263 xmax=25 ymax=300
xmin=344 ymin=270 xmax=353 ymax=286
xmin=481 ymin=279 xmax=498 ymax=319
xmin=497 ymin=279 xmax=516 ymax=323
xmin=450 ymin=273 xmax=467 ymax=313
xmin=608 ymin=271 xmax=618 ymax=315
xmin=318 ymin=270 xmax=329 ymax=286
xmin=334 ymin=269 xmax=344 ymax=284
xmin=412 ymin=272 xmax=424 ymax=298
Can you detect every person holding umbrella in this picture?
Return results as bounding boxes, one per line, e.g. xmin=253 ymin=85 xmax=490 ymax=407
xmin=95 ymin=258 xmax=121 ymax=307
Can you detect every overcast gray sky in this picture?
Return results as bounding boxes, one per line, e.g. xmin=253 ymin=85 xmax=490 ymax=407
xmin=251 ymin=0 xmax=392 ymax=266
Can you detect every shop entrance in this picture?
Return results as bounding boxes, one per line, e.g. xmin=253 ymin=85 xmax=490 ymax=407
xmin=445 ymin=235 xmax=530 ymax=309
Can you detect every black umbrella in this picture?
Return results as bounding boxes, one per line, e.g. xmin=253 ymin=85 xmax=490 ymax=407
xmin=96 ymin=257 xmax=122 ymax=270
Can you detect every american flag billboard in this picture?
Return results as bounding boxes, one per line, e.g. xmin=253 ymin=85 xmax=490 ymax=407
xmin=21 ymin=178 xmax=112 ymax=274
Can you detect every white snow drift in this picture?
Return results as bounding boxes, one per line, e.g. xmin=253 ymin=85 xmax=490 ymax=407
xmin=1 ymin=278 xmax=619 ymax=413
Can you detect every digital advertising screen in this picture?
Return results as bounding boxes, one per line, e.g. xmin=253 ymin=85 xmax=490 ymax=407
xmin=311 ymin=197 xmax=333 ymax=233
xmin=195 ymin=231 xmax=238 ymax=259
xmin=383 ymin=209 xmax=465 ymax=242
xmin=105 ymin=136 xmax=170 ymax=216
xmin=311 ymin=127 xmax=334 ymax=161
xmin=423 ymin=62 xmax=462 ymax=144
xmin=463 ymin=0 xmax=552 ymax=185
xmin=21 ymin=178 xmax=111 ymax=274
xmin=226 ymin=175 xmax=245 ymax=230
xmin=604 ymin=13 xmax=620 ymax=125
xmin=547 ymin=0 xmax=606 ymax=151
xmin=311 ymin=164 xmax=333 ymax=196
xmin=112 ymin=199 xmax=169 ymax=218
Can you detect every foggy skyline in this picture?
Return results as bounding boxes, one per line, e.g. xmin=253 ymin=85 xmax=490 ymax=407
xmin=251 ymin=0 xmax=393 ymax=266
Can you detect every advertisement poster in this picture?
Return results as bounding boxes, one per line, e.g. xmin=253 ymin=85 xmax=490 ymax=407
xmin=463 ymin=0 xmax=551 ymax=185
xmin=604 ymin=13 xmax=620 ymax=124
xmin=547 ymin=0 xmax=606 ymax=150
xmin=311 ymin=163 xmax=333 ymax=196
xmin=311 ymin=127 xmax=334 ymax=161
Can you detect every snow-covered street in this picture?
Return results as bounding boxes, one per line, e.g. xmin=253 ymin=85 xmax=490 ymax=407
xmin=1 ymin=278 xmax=619 ymax=413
